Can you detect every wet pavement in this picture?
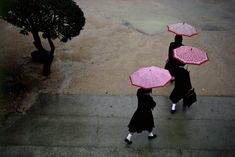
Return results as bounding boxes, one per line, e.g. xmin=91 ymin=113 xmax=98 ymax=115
xmin=0 ymin=94 xmax=235 ymax=157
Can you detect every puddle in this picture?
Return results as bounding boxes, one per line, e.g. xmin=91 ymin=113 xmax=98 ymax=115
xmin=121 ymin=19 xmax=167 ymax=36
xmin=121 ymin=15 xmax=176 ymax=36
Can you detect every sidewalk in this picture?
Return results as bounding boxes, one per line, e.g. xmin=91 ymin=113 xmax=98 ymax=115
xmin=0 ymin=94 xmax=235 ymax=157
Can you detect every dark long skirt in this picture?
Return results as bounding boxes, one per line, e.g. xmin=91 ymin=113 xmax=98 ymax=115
xmin=128 ymin=109 xmax=154 ymax=133
xmin=170 ymin=87 xmax=186 ymax=103
xmin=170 ymin=68 xmax=192 ymax=103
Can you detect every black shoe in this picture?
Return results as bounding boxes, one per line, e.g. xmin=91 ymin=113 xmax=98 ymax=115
xmin=148 ymin=134 xmax=157 ymax=140
xmin=171 ymin=109 xmax=176 ymax=114
xmin=124 ymin=138 xmax=132 ymax=144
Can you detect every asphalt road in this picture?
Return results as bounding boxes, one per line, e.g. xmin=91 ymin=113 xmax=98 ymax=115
xmin=0 ymin=94 xmax=234 ymax=157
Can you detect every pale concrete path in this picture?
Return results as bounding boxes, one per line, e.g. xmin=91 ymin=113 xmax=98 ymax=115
xmin=0 ymin=94 xmax=235 ymax=157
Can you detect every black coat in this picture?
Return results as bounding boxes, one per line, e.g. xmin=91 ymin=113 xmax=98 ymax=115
xmin=128 ymin=88 xmax=156 ymax=133
xmin=165 ymin=42 xmax=185 ymax=76
xmin=170 ymin=68 xmax=192 ymax=103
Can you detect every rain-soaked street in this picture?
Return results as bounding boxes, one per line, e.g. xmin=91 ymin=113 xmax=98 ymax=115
xmin=0 ymin=94 xmax=235 ymax=156
xmin=0 ymin=0 xmax=235 ymax=156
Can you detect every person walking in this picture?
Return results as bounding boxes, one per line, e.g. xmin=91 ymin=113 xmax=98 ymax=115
xmin=124 ymin=88 xmax=157 ymax=144
xmin=170 ymin=66 xmax=192 ymax=113
xmin=165 ymin=35 xmax=185 ymax=78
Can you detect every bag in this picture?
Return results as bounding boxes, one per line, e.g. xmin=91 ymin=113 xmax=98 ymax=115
xmin=183 ymin=88 xmax=197 ymax=107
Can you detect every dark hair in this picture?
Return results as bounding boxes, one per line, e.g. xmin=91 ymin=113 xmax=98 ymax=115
xmin=139 ymin=88 xmax=152 ymax=93
xmin=175 ymin=35 xmax=183 ymax=43
xmin=145 ymin=88 xmax=152 ymax=93
xmin=137 ymin=88 xmax=152 ymax=97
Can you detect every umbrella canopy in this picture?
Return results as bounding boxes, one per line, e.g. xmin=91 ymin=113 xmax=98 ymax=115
xmin=173 ymin=46 xmax=209 ymax=65
xmin=130 ymin=66 xmax=172 ymax=89
xmin=167 ymin=22 xmax=198 ymax=37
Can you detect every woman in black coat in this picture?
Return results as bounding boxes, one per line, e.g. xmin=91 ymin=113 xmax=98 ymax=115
xmin=124 ymin=88 xmax=157 ymax=144
xmin=165 ymin=35 xmax=185 ymax=77
xmin=170 ymin=67 xmax=192 ymax=113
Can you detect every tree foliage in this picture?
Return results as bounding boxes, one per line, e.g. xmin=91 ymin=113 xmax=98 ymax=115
xmin=0 ymin=0 xmax=86 ymax=42
xmin=0 ymin=0 xmax=85 ymax=75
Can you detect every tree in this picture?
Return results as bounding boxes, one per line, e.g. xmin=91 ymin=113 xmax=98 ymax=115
xmin=0 ymin=0 xmax=85 ymax=75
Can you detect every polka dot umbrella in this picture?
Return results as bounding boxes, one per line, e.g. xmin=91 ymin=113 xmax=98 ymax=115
xmin=167 ymin=22 xmax=198 ymax=37
xmin=173 ymin=46 xmax=209 ymax=65
xmin=130 ymin=66 xmax=172 ymax=89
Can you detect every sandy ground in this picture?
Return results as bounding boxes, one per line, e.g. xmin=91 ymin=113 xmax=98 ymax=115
xmin=1 ymin=0 xmax=235 ymax=100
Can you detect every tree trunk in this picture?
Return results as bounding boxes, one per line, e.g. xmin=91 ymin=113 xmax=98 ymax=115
xmin=42 ymin=36 xmax=55 ymax=76
xmin=31 ymin=30 xmax=45 ymax=52
xmin=31 ymin=30 xmax=55 ymax=76
xmin=31 ymin=31 xmax=48 ymax=63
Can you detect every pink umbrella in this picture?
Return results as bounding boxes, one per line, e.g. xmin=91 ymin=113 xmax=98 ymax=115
xmin=167 ymin=22 xmax=198 ymax=37
xmin=130 ymin=66 xmax=172 ymax=89
xmin=173 ymin=46 xmax=209 ymax=65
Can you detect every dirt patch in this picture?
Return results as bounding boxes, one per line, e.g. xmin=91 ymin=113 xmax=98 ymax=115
xmin=0 ymin=21 xmax=55 ymax=127
xmin=0 ymin=57 xmax=40 ymax=126
xmin=1 ymin=0 xmax=235 ymax=126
